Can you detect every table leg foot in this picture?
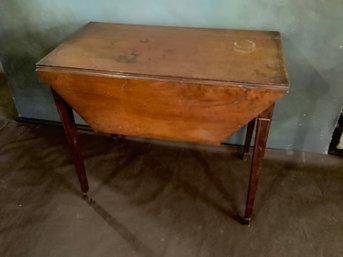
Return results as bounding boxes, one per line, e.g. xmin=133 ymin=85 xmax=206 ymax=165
xmin=241 ymin=217 xmax=251 ymax=225
xmin=82 ymin=193 xmax=93 ymax=203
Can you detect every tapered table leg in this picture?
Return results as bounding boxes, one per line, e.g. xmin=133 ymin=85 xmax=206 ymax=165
xmin=242 ymin=118 xmax=256 ymax=161
xmin=242 ymin=105 xmax=274 ymax=225
xmin=51 ymin=89 xmax=89 ymax=195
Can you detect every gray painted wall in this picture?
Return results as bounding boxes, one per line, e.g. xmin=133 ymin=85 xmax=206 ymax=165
xmin=0 ymin=0 xmax=342 ymax=153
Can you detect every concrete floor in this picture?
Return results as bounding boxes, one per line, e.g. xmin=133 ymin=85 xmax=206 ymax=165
xmin=0 ymin=75 xmax=343 ymax=257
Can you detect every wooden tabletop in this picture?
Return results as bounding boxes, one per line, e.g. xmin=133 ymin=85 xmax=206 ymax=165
xmin=37 ymin=22 xmax=288 ymax=89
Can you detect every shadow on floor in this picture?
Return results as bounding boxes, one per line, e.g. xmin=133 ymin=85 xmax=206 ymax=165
xmin=0 ymin=121 xmax=342 ymax=257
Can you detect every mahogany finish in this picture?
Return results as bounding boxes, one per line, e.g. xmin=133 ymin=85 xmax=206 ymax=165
xmin=38 ymin=70 xmax=285 ymax=145
xmin=37 ymin=22 xmax=288 ymax=87
xmin=242 ymin=118 xmax=256 ymax=161
xmin=243 ymin=105 xmax=274 ymax=224
xmin=36 ymin=22 xmax=289 ymax=224
xmin=51 ymin=90 xmax=89 ymax=194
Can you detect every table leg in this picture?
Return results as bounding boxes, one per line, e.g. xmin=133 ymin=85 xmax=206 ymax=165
xmin=242 ymin=118 xmax=256 ymax=161
xmin=242 ymin=105 xmax=274 ymax=225
xmin=51 ymin=89 xmax=89 ymax=195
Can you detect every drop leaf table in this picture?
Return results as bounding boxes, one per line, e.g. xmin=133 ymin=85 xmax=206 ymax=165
xmin=36 ymin=22 xmax=289 ymax=224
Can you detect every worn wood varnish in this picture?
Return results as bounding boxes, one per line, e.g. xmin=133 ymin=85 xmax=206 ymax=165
xmin=37 ymin=22 xmax=288 ymax=87
xmin=36 ymin=22 xmax=289 ymax=224
xmin=51 ymin=90 xmax=89 ymax=194
xmin=38 ymin=70 xmax=285 ymax=145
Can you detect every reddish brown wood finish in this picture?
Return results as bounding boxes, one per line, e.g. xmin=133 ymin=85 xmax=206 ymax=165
xmin=52 ymin=89 xmax=89 ymax=195
xmin=38 ymin=70 xmax=285 ymax=145
xmin=243 ymin=105 xmax=274 ymax=224
xmin=36 ymin=22 xmax=289 ymax=224
xmin=242 ymin=118 xmax=256 ymax=161
xmin=37 ymin=22 xmax=288 ymax=87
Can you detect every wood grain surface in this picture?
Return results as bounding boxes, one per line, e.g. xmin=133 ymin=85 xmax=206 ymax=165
xmin=37 ymin=22 xmax=289 ymax=144
xmin=36 ymin=22 xmax=289 ymax=222
xmin=37 ymin=70 xmax=285 ymax=144
xmin=37 ymin=22 xmax=288 ymax=88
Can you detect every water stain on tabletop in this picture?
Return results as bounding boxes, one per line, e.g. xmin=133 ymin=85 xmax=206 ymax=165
xmin=139 ymin=38 xmax=150 ymax=43
xmin=116 ymin=49 xmax=140 ymax=64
